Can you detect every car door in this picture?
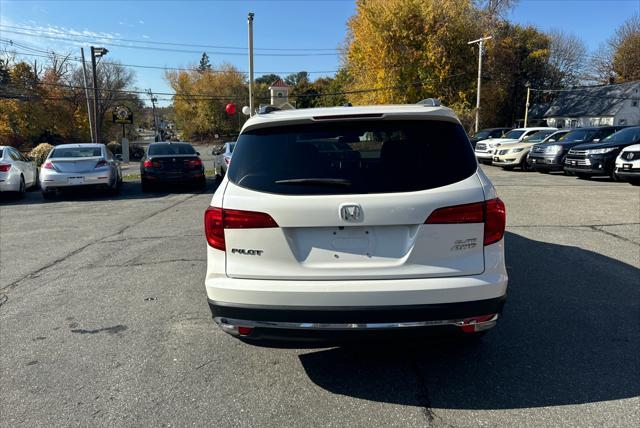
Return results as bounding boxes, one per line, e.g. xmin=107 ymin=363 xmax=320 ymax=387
xmin=19 ymin=151 xmax=37 ymax=186
xmin=8 ymin=149 xmax=29 ymax=185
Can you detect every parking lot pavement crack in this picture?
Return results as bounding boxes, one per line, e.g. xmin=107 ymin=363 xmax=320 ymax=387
xmin=0 ymin=194 xmax=199 ymax=295
xmin=588 ymin=225 xmax=640 ymax=246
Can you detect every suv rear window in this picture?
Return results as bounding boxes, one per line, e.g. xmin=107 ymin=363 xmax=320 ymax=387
xmin=148 ymin=143 xmax=196 ymax=156
xmin=228 ymin=120 xmax=476 ymax=195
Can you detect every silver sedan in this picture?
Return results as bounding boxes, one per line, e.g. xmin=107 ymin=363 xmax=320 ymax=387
xmin=40 ymin=144 xmax=122 ymax=199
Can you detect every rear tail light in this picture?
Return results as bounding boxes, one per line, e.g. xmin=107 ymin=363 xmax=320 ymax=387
xmin=186 ymin=159 xmax=203 ymax=168
xmin=204 ymin=207 xmax=278 ymax=250
xmin=224 ymin=157 xmax=231 ymax=165
xmin=42 ymin=161 xmax=54 ymax=170
xmin=425 ymin=198 xmax=505 ymax=246
xmin=143 ymin=159 xmax=161 ymax=168
xmin=459 ymin=314 xmax=498 ymax=333
xmin=0 ymin=163 xmax=10 ymax=172
xmin=95 ymin=159 xmax=108 ymax=168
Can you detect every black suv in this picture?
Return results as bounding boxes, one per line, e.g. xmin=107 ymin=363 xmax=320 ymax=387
xmin=564 ymin=126 xmax=640 ymax=179
xmin=528 ymin=126 xmax=625 ymax=173
xmin=468 ymin=128 xmax=511 ymax=148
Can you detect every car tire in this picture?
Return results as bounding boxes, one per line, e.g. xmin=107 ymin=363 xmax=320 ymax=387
xmin=610 ymin=169 xmax=620 ymax=182
xmin=17 ymin=175 xmax=26 ymax=199
xmin=141 ymin=178 xmax=152 ymax=193
xmin=195 ymin=177 xmax=207 ymax=190
xmin=629 ymin=179 xmax=640 ymax=186
xmin=538 ymin=169 xmax=550 ymax=174
xmin=520 ymin=158 xmax=533 ymax=172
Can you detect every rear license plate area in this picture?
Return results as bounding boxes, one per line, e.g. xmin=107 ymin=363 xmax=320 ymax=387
xmin=68 ymin=176 xmax=84 ymax=185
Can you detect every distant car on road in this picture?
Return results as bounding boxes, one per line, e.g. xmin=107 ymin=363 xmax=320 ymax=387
xmin=40 ymin=144 xmax=122 ymax=199
xmin=0 ymin=146 xmax=38 ymax=198
xmin=468 ymin=127 xmax=512 ymax=148
xmin=212 ymin=142 xmax=235 ymax=177
xmin=615 ymin=143 xmax=640 ymax=185
xmin=565 ymin=126 xmax=640 ymax=180
xmin=528 ymin=126 xmax=626 ymax=173
xmin=475 ymin=127 xmax=557 ymax=165
xmin=493 ymin=129 xmax=567 ymax=171
xmin=140 ymin=142 xmax=206 ymax=191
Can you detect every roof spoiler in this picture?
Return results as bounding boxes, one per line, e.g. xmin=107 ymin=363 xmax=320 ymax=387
xmin=417 ymin=98 xmax=442 ymax=107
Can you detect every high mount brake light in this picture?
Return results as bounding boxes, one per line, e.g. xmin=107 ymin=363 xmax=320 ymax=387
xmin=204 ymin=207 xmax=278 ymax=251
xmin=425 ymin=198 xmax=505 ymax=246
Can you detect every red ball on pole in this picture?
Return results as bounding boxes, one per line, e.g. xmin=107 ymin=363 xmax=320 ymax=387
xmin=225 ymin=103 xmax=236 ymax=115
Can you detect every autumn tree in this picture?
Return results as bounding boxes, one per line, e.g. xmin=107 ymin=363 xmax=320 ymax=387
xmin=546 ymin=29 xmax=587 ymax=87
xmin=589 ymin=14 xmax=640 ymax=83
xmin=344 ymin=0 xmax=482 ymax=109
xmin=165 ymin=62 xmax=247 ymax=140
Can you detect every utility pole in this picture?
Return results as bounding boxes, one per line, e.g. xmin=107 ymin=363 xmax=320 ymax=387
xmin=147 ymin=89 xmax=159 ymax=141
xmin=90 ymin=46 xmax=108 ymax=143
xmin=468 ymin=36 xmax=492 ymax=133
xmin=524 ymin=83 xmax=531 ymax=127
xmin=80 ymin=48 xmax=94 ymax=143
xmin=247 ymin=12 xmax=255 ymax=116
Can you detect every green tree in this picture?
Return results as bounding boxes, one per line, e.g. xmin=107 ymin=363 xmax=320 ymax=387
xmin=255 ymin=74 xmax=282 ymax=85
xmin=198 ymin=52 xmax=212 ymax=73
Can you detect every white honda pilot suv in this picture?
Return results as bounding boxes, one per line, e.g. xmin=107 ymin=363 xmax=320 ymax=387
xmin=204 ymin=103 xmax=507 ymax=342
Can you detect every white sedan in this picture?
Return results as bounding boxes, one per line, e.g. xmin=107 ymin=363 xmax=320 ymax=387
xmin=0 ymin=145 xmax=38 ymax=197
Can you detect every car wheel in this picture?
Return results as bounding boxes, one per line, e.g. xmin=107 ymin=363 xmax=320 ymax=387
xmin=17 ymin=175 xmax=26 ymax=198
xmin=576 ymin=173 xmax=592 ymax=179
xmin=141 ymin=178 xmax=152 ymax=192
xmin=610 ymin=169 xmax=620 ymax=182
xmin=41 ymin=190 xmax=54 ymax=200
xmin=520 ymin=158 xmax=533 ymax=172
xmin=195 ymin=176 xmax=207 ymax=190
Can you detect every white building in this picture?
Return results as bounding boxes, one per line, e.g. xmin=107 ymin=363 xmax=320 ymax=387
xmin=268 ymin=79 xmax=295 ymax=110
xmin=531 ymin=81 xmax=640 ymax=128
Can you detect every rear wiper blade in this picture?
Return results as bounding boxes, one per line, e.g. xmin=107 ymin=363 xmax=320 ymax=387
xmin=274 ymin=178 xmax=352 ymax=186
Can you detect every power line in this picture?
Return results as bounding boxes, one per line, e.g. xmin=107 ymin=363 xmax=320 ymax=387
xmin=0 ymin=28 xmax=339 ymax=56
xmin=0 ymin=24 xmax=341 ymax=52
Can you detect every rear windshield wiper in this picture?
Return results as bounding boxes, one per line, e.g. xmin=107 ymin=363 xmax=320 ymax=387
xmin=274 ymin=178 xmax=352 ymax=187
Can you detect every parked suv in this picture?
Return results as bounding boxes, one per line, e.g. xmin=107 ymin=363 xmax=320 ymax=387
xmin=528 ymin=126 xmax=624 ymax=173
xmin=468 ymin=127 xmax=511 ymax=148
xmin=564 ymin=126 xmax=640 ymax=179
xmin=474 ymin=127 xmax=556 ymax=165
xmin=493 ymin=129 xmax=565 ymax=171
xmin=615 ymin=143 xmax=640 ymax=185
xmin=204 ymin=104 xmax=508 ymax=342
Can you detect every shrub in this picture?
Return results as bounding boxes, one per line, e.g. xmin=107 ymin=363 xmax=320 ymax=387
xmin=29 ymin=143 xmax=54 ymax=167
xmin=107 ymin=142 xmax=122 ymax=154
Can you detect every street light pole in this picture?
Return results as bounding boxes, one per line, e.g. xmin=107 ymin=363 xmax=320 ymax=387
xmin=524 ymin=83 xmax=531 ymax=127
xmin=80 ymin=48 xmax=94 ymax=143
xmin=90 ymin=46 xmax=108 ymax=143
xmin=468 ymin=36 xmax=492 ymax=133
xmin=247 ymin=12 xmax=255 ymax=116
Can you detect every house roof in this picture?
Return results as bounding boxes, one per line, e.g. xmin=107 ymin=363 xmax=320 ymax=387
xmin=538 ymin=81 xmax=640 ymax=118
xmin=269 ymin=79 xmax=290 ymax=89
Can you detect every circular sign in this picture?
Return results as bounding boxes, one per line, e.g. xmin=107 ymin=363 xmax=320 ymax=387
xmin=225 ymin=103 xmax=236 ymax=116
xmin=112 ymin=105 xmax=133 ymax=124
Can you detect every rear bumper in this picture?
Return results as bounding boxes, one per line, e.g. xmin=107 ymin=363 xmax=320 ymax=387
xmin=40 ymin=169 xmax=113 ymax=191
xmin=209 ymin=296 xmax=506 ymax=340
xmin=142 ymin=170 xmax=204 ymax=182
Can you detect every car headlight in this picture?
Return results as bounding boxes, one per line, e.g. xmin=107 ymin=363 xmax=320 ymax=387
xmin=585 ymin=147 xmax=616 ymax=155
xmin=510 ymin=148 xmax=525 ymax=153
xmin=544 ymin=145 xmax=562 ymax=154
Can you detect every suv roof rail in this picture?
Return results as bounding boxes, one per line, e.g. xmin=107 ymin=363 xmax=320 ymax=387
xmin=258 ymin=105 xmax=282 ymax=114
xmin=417 ymin=98 xmax=442 ymax=107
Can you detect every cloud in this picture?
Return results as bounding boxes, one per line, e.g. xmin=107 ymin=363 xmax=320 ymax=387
xmin=142 ymin=35 xmax=150 ymax=39
xmin=138 ymin=20 xmax=145 ymax=25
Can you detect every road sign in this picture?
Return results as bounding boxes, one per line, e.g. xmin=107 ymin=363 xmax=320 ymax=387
xmin=112 ymin=105 xmax=133 ymax=124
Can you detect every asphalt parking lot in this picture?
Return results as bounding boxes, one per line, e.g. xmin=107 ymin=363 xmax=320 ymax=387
xmin=1 ymin=166 xmax=639 ymax=427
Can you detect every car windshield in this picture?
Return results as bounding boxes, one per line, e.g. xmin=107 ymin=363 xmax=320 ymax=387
xmin=503 ymin=130 xmax=525 ymax=139
xmin=473 ymin=130 xmax=491 ymax=139
xmin=560 ymin=129 xmax=595 ymax=142
xmin=601 ymin=127 xmax=640 ymax=144
xmin=228 ymin=120 xmax=476 ymax=195
xmin=50 ymin=147 xmax=102 ymax=158
xmin=523 ymin=130 xmax=555 ymax=142
xmin=148 ymin=143 xmax=196 ymax=155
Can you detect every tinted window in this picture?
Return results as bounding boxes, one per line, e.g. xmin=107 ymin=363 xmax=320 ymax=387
xmin=504 ymin=130 xmax=525 ymax=139
xmin=473 ymin=130 xmax=491 ymax=139
xmin=148 ymin=143 xmax=196 ymax=155
xmin=561 ymin=129 xmax=595 ymax=142
xmin=228 ymin=120 xmax=476 ymax=195
xmin=601 ymin=127 xmax=640 ymax=144
xmin=524 ymin=130 xmax=556 ymax=142
xmin=490 ymin=129 xmax=507 ymax=137
xmin=50 ymin=147 xmax=102 ymax=158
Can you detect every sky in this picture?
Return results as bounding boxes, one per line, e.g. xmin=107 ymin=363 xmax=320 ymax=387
xmin=1 ymin=0 xmax=638 ymax=106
